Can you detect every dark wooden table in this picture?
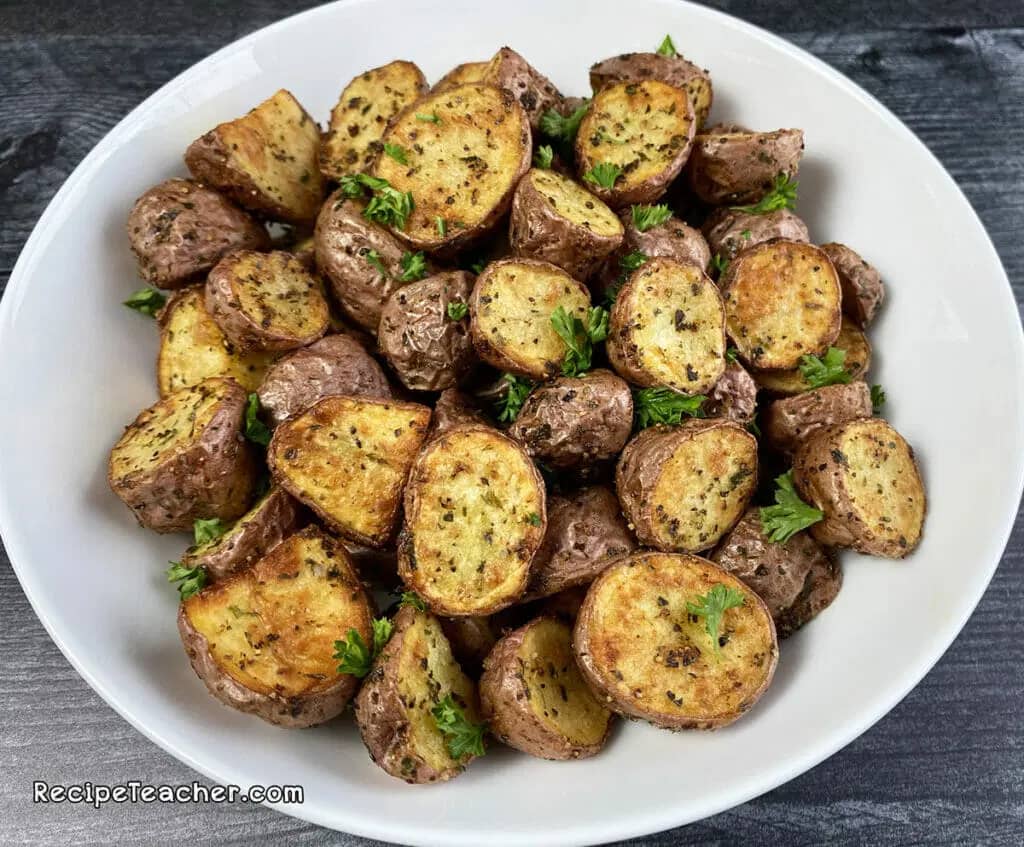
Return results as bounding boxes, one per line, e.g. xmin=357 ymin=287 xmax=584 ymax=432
xmin=1 ymin=1 xmax=1022 ymax=844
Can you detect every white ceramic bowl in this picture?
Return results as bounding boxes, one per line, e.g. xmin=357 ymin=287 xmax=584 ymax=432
xmin=1 ymin=1 xmax=1021 ymax=845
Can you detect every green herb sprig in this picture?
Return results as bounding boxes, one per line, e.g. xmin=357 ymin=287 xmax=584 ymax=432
xmin=631 ymin=204 xmax=673 ymax=232
xmin=431 ymin=695 xmax=487 ymax=759
xmin=634 ymin=387 xmax=705 ymax=428
xmin=656 ymin=34 xmax=678 ymax=57
xmin=583 ymin=162 xmax=622 ymax=190
xmin=497 ymin=374 xmax=535 ymax=422
xmin=333 ymin=617 xmax=393 ymax=678
xmin=686 ymin=584 xmax=745 ymax=655
xmin=124 ymin=288 xmax=166 ymax=318
xmin=731 ymin=174 xmax=798 ymax=215
xmin=760 ymin=470 xmax=824 ymax=543
xmin=550 ymin=305 xmax=609 ymax=377
xmin=166 ymin=562 xmax=207 ymax=600
xmin=799 ymin=347 xmax=851 ymax=389
xmin=243 ymin=393 xmax=272 ymax=447
xmin=533 ymin=144 xmax=554 ymax=169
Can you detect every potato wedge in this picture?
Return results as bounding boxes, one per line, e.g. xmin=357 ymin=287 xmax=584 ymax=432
xmin=574 ymin=551 xmax=778 ymax=729
xmin=354 ymin=606 xmax=482 ymax=783
xmin=792 ymin=418 xmax=926 ymax=558
xmin=481 ymin=47 xmax=561 ymax=132
xmin=180 ymin=487 xmax=301 ymax=580
xmin=378 ymin=270 xmax=476 ymax=391
xmin=127 ymin=178 xmax=269 ymax=289
xmin=616 ymin=419 xmax=758 ymax=552
xmin=820 ymin=242 xmax=885 ymax=327
xmin=509 ymin=168 xmax=623 ymax=279
xmin=752 ymin=318 xmax=871 ymax=396
xmin=205 ymin=250 xmax=330 ymax=352
xmin=575 ymin=80 xmax=695 ymax=208
xmin=178 ymin=526 xmax=373 ymax=727
xmin=256 ymin=333 xmax=392 ymax=427
xmin=184 ymin=89 xmax=323 ymax=224
xmin=685 ymin=128 xmax=804 ymax=206
xmin=763 ymin=381 xmax=873 ymax=453
xmin=606 ymin=257 xmax=726 ymax=395
xmin=704 ymin=361 xmax=758 ymax=425
xmin=523 ymin=485 xmax=637 ymax=601
xmin=469 ymin=258 xmax=592 ymax=380
xmin=589 ymin=51 xmax=713 ymax=128
xmin=319 ymin=60 xmax=428 ymax=181
xmin=157 ymin=286 xmax=279 ymax=396
xmin=431 ymin=61 xmax=488 ymax=92
xmin=399 ymin=426 xmax=546 ymax=616
xmin=481 ymin=616 xmax=613 ymax=759
xmin=371 ymin=83 xmax=532 ymax=254
xmin=268 ymin=395 xmax=431 ymax=547
xmin=702 ymin=207 xmax=809 ymax=263
xmin=720 ymin=239 xmax=842 ymax=370
xmin=108 ymin=377 xmax=255 ymax=532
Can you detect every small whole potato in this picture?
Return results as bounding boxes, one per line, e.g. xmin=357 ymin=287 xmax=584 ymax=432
xmin=509 ymin=369 xmax=633 ymax=469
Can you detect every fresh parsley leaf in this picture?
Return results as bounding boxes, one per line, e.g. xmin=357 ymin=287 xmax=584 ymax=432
xmin=799 ymin=347 xmax=851 ymax=388
xmin=583 ymin=162 xmax=622 ymax=190
xmin=431 ymin=694 xmax=487 ymax=759
xmin=634 ymin=387 xmax=705 ymax=428
xmin=631 ymin=204 xmax=673 ymax=232
xmin=686 ymin=584 xmax=745 ymax=655
xmin=605 ymin=249 xmax=649 ymax=306
xmin=525 ymin=512 xmax=542 ymax=526
xmin=447 ymin=301 xmax=468 ymax=321
xmin=364 ymin=184 xmax=415 ymax=229
xmin=124 ymin=287 xmax=166 ymax=318
xmin=533 ymin=144 xmax=554 ymax=169
xmin=166 ymin=561 xmax=207 ymax=600
xmin=193 ymin=518 xmax=226 ymax=546
xmin=338 ymin=172 xmax=390 ymax=198
xmin=383 ymin=142 xmax=408 ymax=165
xmin=656 ymin=34 xmax=678 ymax=57
xmin=334 ymin=617 xmax=393 ymax=678
xmin=740 ymin=228 xmax=752 ymax=239
xmin=497 ymin=373 xmax=534 ymax=422
xmin=399 ymin=250 xmax=428 ymax=282
xmin=243 ymin=393 xmax=272 ymax=447
xmin=415 ymin=112 xmax=441 ymax=124
xmin=372 ymin=617 xmax=393 ymax=656
xmin=539 ymin=101 xmax=590 ymax=145
xmin=760 ymin=470 xmax=824 ymax=543
xmin=363 ymin=248 xmax=389 ymax=278
xmin=399 ymin=591 xmax=426 ymax=611
xmin=710 ymin=253 xmax=729 ymax=276
xmin=550 ymin=305 xmax=609 ymax=377
xmin=725 ymin=346 xmax=740 ymax=364
xmin=731 ymin=173 xmax=798 ymax=214
xmin=436 ymin=216 xmax=447 ymax=236
xmin=871 ymin=383 xmax=886 ymax=414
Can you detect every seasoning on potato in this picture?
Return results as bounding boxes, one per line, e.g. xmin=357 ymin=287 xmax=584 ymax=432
xmin=752 ymin=318 xmax=872 ymax=396
xmin=685 ymin=128 xmax=804 ymax=206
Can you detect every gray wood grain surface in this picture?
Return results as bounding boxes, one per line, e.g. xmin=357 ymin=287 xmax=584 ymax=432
xmin=1 ymin=1 xmax=1022 ymax=844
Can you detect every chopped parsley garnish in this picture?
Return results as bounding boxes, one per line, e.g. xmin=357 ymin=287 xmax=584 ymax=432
xmin=686 ymin=584 xmax=745 ymax=655
xmin=363 ymin=248 xmax=388 ymax=277
xmin=656 ymin=34 xmax=678 ymax=57
xmin=431 ymin=694 xmax=487 ymax=759
xmin=124 ymin=287 xmax=166 ymax=318
xmin=799 ymin=347 xmax=851 ymax=388
xmin=583 ymin=162 xmax=622 ymax=190
xmin=415 ymin=112 xmax=441 ymax=124
xmin=731 ymin=173 xmax=798 ymax=215
xmin=166 ymin=562 xmax=207 ymax=600
xmin=339 ymin=173 xmax=415 ymax=229
xmin=446 ymin=301 xmax=468 ymax=321
xmin=243 ymin=393 xmax=272 ymax=447
xmin=525 ymin=512 xmax=542 ymax=526
xmin=398 ymin=250 xmax=427 ymax=282
xmin=383 ymin=142 xmax=408 ymax=165
xmin=338 ymin=172 xmax=390 ymax=198
xmin=710 ymin=253 xmax=729 ymax=276
xmin=604 ymin=249 xmax=649 ymax=306
xmin=539 ymin=101 xmax=590 ymax=146
xmin=333 ymin=617 xmax=393 ymax=678
xmin=550 ymin=305 xmax=608 ymax=377
xmin=497 ymin=373 xmax=534 ymax=422
xmin=871 ymin=383 xmax=886 ymax=413
xmin=436 ymin=216 xmax=447 ymax=236
xmin=725 ymin=346 xmax=740 ymax=364
xmin=193 ymin=518 xmax=226 ymax=546
xmin=631 ymin=204 xmax=673 ymax=232
xmin=533 ymin=144 xmax=554 ymax=169
xmin=760 ymin=470 xmax=824 ymax=543
xmin=399 ymin=591 xmax=426 ymax=611
xmin=634 ymin=387 xmax=705 ymax=428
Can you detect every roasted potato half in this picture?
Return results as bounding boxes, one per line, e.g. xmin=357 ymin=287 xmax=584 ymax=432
xmin=400 ymin=426 xmax=546 ymax=616
xmin=763 ymin=381 xmax=873 ymax=454
xmin=820 ymin=242 xmax=885 ymax=327
xmin=481 ymin=47 xmax=562 ymax=133
xmin=371 ymin=83 xmax=532 ymax=254
xmin=686 ymin=128 xmax=804 ymax=206
xmin=752 ymin=318 xmax=872 ymax=396
xmin=509 ymin=369 xmax=633 ymax=469
xmin=180 ymin=487 xmax=301 ymax=580
xmin=185 ymin=89 xmax=323 ymax=224
xmin=127 ymin=178 xmax=269 ymax=289
xmin=108 ymin=377 xmax=255 ymax=532
xmin=589 ymin=51 xmax=713 ymax=128
xmin=792 ymin=418 xmax=926 ymax=558
xmin=574 ymin=552 xmax=778 ymax=729
xmin=575 ymin=80 xmax=696 ymax=208
xmin=319 ymin=60 xmax=428 ymax=181
xmin=429 ymin=388 xmax=490 ymax=438
xmin=469 ymin=258 xmax=592 ymax=380
xmin=205 ymin=250 xmax=330 ymax=352
xmin=440 ymin=616 xmax=498 ymax=677
xmin=268 ymin=396 xmax=431 ymax=547
xmin=775 ymin=551 xmax=843 ymax=638
xmin=606 ymin=257 xmax=726 ymax=395
xmin=355 ymin=606 xmax=482 ymax=783
xmin=256 ymin=333 xmax=392 ymax=427
xmin=481 ymin=616 xmax=613 ymax=759
xmin=616 ymin=419 xmax=758 ymax=552
xmin=157 ymin=286 xmax=279 ymax=396
xmin=179 ymin=526 xmax=374 ymax=727
xmin=704 ymin=361 xmax=758 ymax=425
xmin=378 ymin=270 xmax=476 ymax=391
xmin=524 ymin=485 xmax=637 ymax=602
xmin=720 ymin=240 xmax=842 ymax=370
xmin=431 ymin=61 xmax=488 ymax=92
xmin=702 ymin=207 xmax=809 ymax=263
xmin=509 ymin=168 xmax=623 ymax=279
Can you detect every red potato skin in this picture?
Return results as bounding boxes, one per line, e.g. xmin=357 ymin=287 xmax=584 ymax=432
xmin=482 ymin=47 xmax=562 ymax=133
xmin=702 ymin=207 xmax=810 ymax=262
xmin=820 ymin=242 xmax=885 ymax=327
xmin=686 ymin=129 xmax=805 ymax=206
xmin=429 ymin=388 xmax=490 ymax=439
xmin=762 ymin=381 xmax=873 ymax=454
xmin=588 ymin=52 xmax=713 ymax=127
xmin=775 ymin=552 xmax=843 ymax=638
xmin=256 ymin=334 xmax=392 ymax=427
xmin=127 ymin=178 xmax=269 ymax=289
xmin=704 ymin=361 xmax=758 ymax=425
xmin=440 ymin=616 xmax=498 ymax=677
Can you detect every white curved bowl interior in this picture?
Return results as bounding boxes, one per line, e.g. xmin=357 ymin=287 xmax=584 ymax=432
xmin=0 ymin=1 xmax=1021 ymax=845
